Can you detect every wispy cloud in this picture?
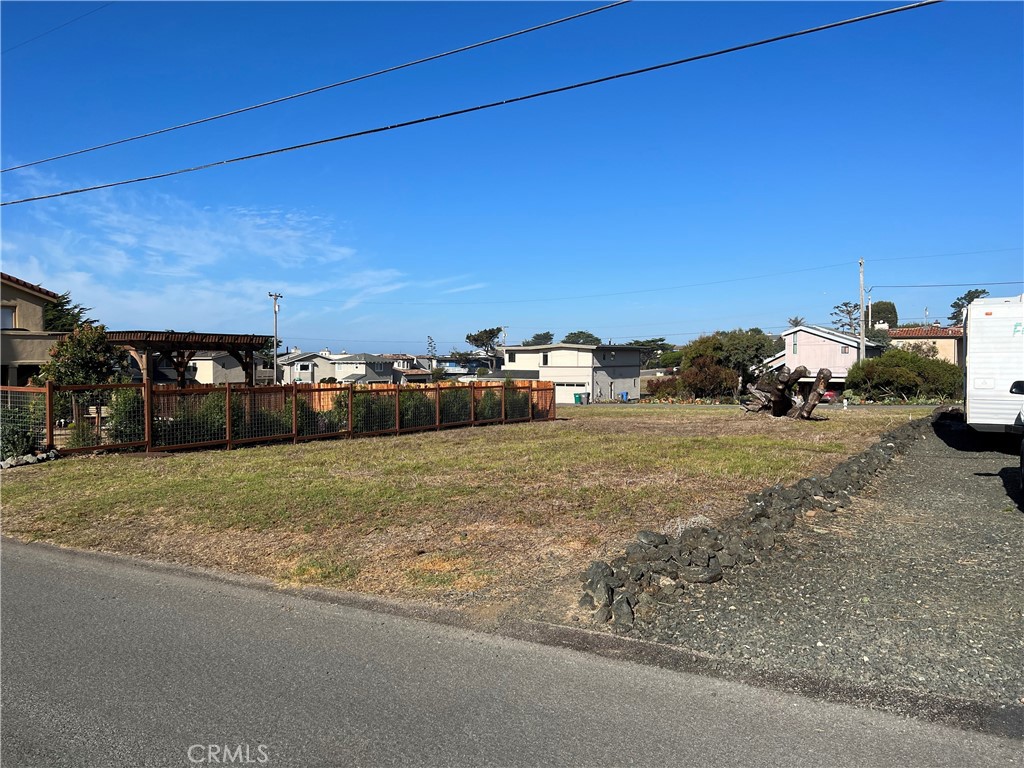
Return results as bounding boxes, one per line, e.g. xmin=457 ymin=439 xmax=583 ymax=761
xmin=441 ymin=282 xmax=487 ymax=295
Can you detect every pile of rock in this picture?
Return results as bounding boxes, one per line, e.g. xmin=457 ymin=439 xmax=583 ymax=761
xmin=581 ymin=415 xmax=935 ymax=630
xmin=1 ymin=450 xmax=61 ymax=470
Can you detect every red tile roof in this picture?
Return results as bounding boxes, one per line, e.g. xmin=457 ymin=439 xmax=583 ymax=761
xmin=0 ymin=272 xmax=61 ymax=301
xmin=888 ymin=326 xmax=963 ymax=339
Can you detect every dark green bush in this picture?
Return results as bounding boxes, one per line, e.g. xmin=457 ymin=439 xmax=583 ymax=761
xmin=0 ymin=402 xmax=40 ymax=459
xmin=847 ymin=348 xmax=963 ymax=401
xmin=439 ymin=387 xmax=471 ymax=424
xmin=399 ymin=390 xmax=435 ymax=429
xmin=352 ymin=391 xmax=396 ymax=433
xmin=476 ymin=390 xmax=502 ymax=421
xmin=503 ymin=386 xmax=530 ymax=420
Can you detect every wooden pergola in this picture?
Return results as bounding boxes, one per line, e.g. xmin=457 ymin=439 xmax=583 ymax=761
xmin=102 ymin=331 xmax=273 ymax=388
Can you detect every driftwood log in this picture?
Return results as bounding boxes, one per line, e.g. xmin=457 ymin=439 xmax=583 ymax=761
xmin=743 ymin=366 xmax=832 ymax=420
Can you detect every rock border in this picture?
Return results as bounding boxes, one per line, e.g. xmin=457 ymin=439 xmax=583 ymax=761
xmin=1 ymin=449 xmax=61 ymax=471
xmin=581 ymin=412 xmax=941 ymax=630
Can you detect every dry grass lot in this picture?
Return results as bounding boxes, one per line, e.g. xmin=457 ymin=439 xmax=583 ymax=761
xmin=0 ymin=405 xmax=930 ymax=619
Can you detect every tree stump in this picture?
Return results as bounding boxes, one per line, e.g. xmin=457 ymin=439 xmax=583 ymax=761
xmin=743 ymin=366 xmax=832 ymax=420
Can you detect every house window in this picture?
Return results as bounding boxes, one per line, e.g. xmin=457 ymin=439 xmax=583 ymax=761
xmin=0 ymin=306 xmax=14 ymax=329
xmin=541 ymin=353 xmax=549 ymax=366
xmin=841 ymin=345 xmax=850 ymax=354
xmin=507 ymin=352 xmax=516 ymax=363
xmin=792 ymin=339 xmax=798 ymax=353
xmin=298 ymin=363 xmax=311 ymax=372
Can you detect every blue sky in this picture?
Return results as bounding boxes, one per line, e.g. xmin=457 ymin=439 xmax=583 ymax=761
xmin=2 ymin=1 xmax=1021 ymax=354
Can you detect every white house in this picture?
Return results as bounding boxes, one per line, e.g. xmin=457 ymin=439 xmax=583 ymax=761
xmin=497 ymin=343 xmax=643 ymax=405
xmin=764 ymin=326 xmax=883 ymax=390
xmin=278 ymin=349 xmax=338 ymax=384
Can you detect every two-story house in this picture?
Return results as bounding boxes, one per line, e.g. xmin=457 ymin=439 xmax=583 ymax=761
xmin=762 ymin=325 xmax=883 ymax=392
xmin=189 ymin=351 xmax=277 ymax=385
xmin=277 ymin=348 xmax=338 ymax=384
xmin=497 ymin=343 xmax=643 ymax=404
xmin=0 ymin=272 xmax=65 ymax=386
xmin=333 ymin=353 xmax=395 ymax=384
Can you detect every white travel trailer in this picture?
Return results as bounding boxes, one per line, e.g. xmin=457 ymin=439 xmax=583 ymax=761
xmin=963 ymin=293 xmax=1024 ymax=433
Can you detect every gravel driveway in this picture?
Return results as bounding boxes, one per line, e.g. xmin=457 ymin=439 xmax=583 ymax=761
xmin=626 ymin=415 xmax=1023 ymax=734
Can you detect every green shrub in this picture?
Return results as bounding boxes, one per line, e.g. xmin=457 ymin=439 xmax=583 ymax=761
xmin=503 ymin=386 xmax=530 ymax=420
xmin=352 ymin=391 xmax=396 ymax=433
xmin=0 ymin=403 xmax=39 ymax=459
xmin=439 ymin=387 xmax=471 ymax=424
xmin=66 ymin=421 xmax=101 ymax=449
xmin=107 ymin=388 xmax=145 ymax=444
xmin=476 ymin=390 xmax=502 ymax=421
xmin=399 ymin=390 xmax=435 ymax=429
xmin=847 ymin=348 xmax=963 ymax=401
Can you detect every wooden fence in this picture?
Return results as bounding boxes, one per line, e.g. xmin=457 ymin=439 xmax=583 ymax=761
xmin=0 ymin=380 xmax=555 ymax=456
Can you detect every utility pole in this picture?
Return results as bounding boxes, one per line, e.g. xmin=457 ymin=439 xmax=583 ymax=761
xmin=269 ymin=292 xmax=282 ymax=384
xmin=858 ymin=259 xmax=866 ymax=361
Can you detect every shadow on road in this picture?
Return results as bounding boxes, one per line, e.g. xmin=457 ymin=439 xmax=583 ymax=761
xmin=931 ymin=413 xmax=1023 ymax=511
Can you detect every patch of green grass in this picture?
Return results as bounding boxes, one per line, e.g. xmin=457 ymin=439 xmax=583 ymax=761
xmin=289 ymin=554 xmax=359 ymax=585
xmin=405 ymin=569 xmax=459 ymax=588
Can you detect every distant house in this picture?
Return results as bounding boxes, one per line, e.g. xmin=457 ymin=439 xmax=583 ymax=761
xmin=0 ymin=272 xmax=64 ymax=386
xmin=189 ymin=351 xmax=276 ymax=385
xmin=332 ymin=353 xmax=394 ymax=384
xmin=763 ymin=326 xmax=883 ymax=391
xmin=888 ymin=325 xmax=964 ymax=367
xmin=277 ymin=348 xmax=338 ymax=384
xmin=497 ymin=343 xmax=643 ymax=404
xmin=379 ymin=353 xmax=433 ymax=384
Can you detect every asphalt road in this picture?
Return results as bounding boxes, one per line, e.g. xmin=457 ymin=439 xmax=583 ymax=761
xmin=2 ymin=540 xmax=1021 ymax=768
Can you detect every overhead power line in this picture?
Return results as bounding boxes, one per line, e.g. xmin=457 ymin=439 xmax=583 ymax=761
xmin=1 ymin=0 xmax=631 ymax=174
xmin=1 ymin=0 xmax=943 ymax=207
xmin=870 ymin=281 xmax=1023 ymax=289
xmin=1 ymin=2 xmax=113 ymax=56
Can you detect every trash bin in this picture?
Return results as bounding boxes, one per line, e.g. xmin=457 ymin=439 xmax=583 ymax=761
xmin=582 ymin=392 xmax=590 ymax=405
xmin=573 ymin=393 xmax=583 ymax=405
xmin=620 ymin=391 xmax=629 ymax=402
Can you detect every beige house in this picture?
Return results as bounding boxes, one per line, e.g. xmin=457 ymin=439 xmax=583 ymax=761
xmin=0 ymin=272 xmax=64 ymax=386
xmin=189 ymin=351 xmax=276 ymax=385
xmin=498 ymin=344 xmax=643 ymax=405
xmin=888 ymin=325 xmax=964 ymax=367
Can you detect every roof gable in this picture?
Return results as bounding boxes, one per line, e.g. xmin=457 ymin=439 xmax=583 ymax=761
xmin=781 ymin=325 xmax=882 ymax=348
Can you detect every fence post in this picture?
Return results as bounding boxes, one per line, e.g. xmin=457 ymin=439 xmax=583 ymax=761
xmin=500 ymin=382 xmax=507 ymax=423
xmin=434 ymin=382 xmax=441 ymax=430
xmin=225 ymin=383 xmax=233 ymax=450
xmin=144 ymin=379 xmax=153 ymax=451
xmin=292 ymin=383 xmax=299 ymax=443
xmin=44 ymin=380 xmax=55 ymax=450
xmin=347 ymin=386 xmax=353 ymax=435
xmin=469 ymin=382 xmax=476 ymax=424
xmin=394 ymin=385 xmax=401 ymax=435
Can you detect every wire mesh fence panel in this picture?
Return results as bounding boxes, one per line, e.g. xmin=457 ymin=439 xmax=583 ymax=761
xmin=398 ymin=387 xmax=438 ymax=432
xmin=230 ymin=386 xmax=293 ymax=442
xmin=55 ymin=388 xmax=115 ymax=452
xmin=352 ymin=388 xmax=397 ymax=434
xmin=473 ymin=383 xmax=503 ymax=424
xmin=0 ymin=387 xmax=47 ymax=460
xmin=531 ymin=383 xmax=556 ymax=421
xmin=438 ymin=386 xmax=472 ymax=426
xmin=151 ymin=388 xmax=229 ymax=448
xmin=503 ymin=383 xmax=532 ymax=422
xmin=294 ymin=384 xmax=349 ymax=438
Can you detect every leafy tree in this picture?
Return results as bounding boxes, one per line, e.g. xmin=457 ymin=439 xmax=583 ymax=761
xmin=44 ymin=291 xmax=96 ymax=332
xmin=678 ymin=335 xmax=724 ymax=369
xmin=658 ymin=350 xmax=683 ymax=369
xmin=35 ymin=324 xmax=129 ymax=386
xmin=716 ymin=328 xmax=784 ymax=384
xmin=830 ymin=301 xmax=861 ymax=334
xmin=871 ymin=300 xmax=898 ymax=328
xmin=948 ymin=288 xmax=989 ymax=325
xmin=865 ymin=327 xmax=892 ymax=350
xmin=561 ymin=330 xmax=602 ymax=345
xmin=465 ymin=327 xmax=503 ymax=369
xmin=678 ymin=356 xmax=735 ymax=399
xmin=787 ymin=316 xmax=806 ymax=327
xmin=628 ymin=337 xmax=674 ymax=368
xmin=426 ymin=336 xmax=438 ymax=359
xmin=521 ymin=331 xmax=554 ymax=346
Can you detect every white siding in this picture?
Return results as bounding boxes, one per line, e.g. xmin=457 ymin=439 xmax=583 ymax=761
xmin=965 ymin=295 xmax=1024 ymax=430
